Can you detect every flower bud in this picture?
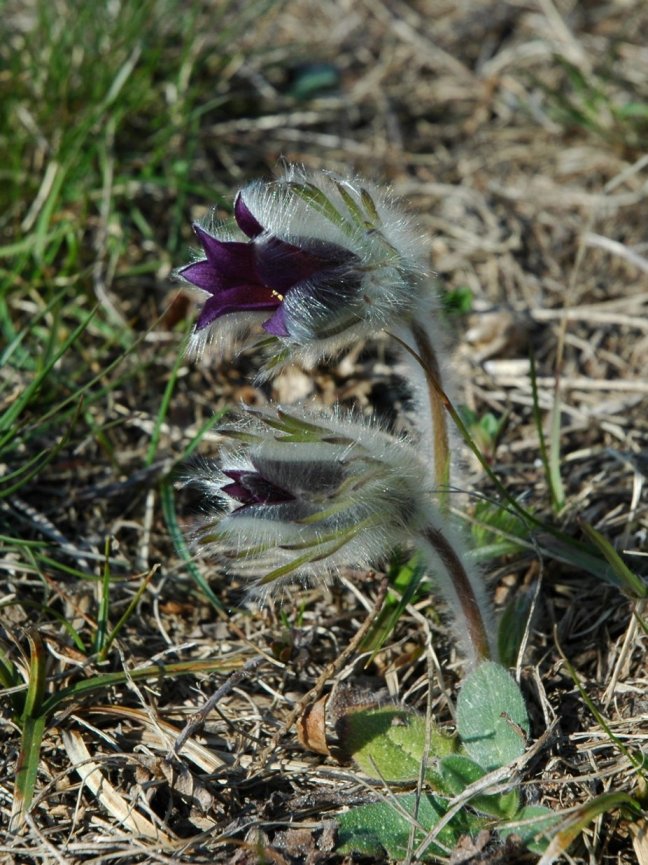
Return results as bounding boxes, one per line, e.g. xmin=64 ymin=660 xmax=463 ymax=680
xmin=191 ymin=406 xmax=431 ymax=593
xmin=178 ymin=165 xmax=431 ymax=368
xmin=190 ymin=405 xmax=494 ymax=662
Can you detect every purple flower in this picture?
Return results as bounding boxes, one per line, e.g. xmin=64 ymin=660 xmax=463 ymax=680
xmin=191 ymin=406 xmax=429 ymax=591
xmin=179 ymin=193 xmax=359 ymax=339
xmin=179 ymin=166 xmax=430 ymax=365
xmin=191 ymin=406 xmax=494 ymax=661
xmin=221 ymin=468 xmax=294 ymax=509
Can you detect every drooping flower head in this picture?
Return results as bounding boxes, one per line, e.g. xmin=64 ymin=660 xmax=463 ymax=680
xmin=191 ymin=406 xmax=432 ymax=594
xmin=178 ymin=165 xmax=431 ymax=369
xmin=189 ymin=404 xmax=494 ymax=662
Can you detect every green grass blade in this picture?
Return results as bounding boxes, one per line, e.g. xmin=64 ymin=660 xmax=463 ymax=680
xmin=0 ymin=433 xmax=71 ymax=499
xmin=0 ymin=288 xmax=67 ymax=370
xmin=99 ymin=566 xmax=158 ymax=661
xmin=0 ymin=305 xmax=97 ymax=436
xmin=180 ymin=407 xmax=229 ymax=461
xmin=559 ymin=649 xmax=646 ymax=776
xmin=94 ymin=538 xmax=113 ymax=656
xmin=0 ymin=644 xmax=22 ymax=714
xmin=10 ymin=714 xmax=47 ymax=832
xmin=21 ymin=631 xmax=47 ymax=723
xmin=10 ymin=631 xmax=49 ymax=831
xmin=145 ymin=325 xmax=188 ymax=467
xmin=547 ymin=386 xmax=566 ymax=512
xmin=579 ymin=521 xmax=647 ymax=599
xmin=537 ymin=792 xmax=643 ymax=865
xmin=529 ymin=352 xmax=564 ymax=513
xmin=41 ymin=656 xmax=244 ymax=716
xmin=360 ymin=554 xmax=427 ymax=654
xmin=159 ymin=478 xmax=226 ymax=614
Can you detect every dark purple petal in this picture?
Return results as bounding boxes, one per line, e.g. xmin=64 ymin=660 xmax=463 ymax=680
xmin=255 ymin=236 xmax=356 ymax=295
xmin=193 ymin=224 xmax=257 ymax=283
xmin=184 ymin=224 xmax=284 ymax=330
xmin=196 ymin=285 xmax=280 ymax=329
xmin=222 ymin=469 xmax=294 ymax=508
xmin=262 ymin=305 xmax=289 ymax=336
xmin=183 ymin=216 xmax=362 ymax=338
xmin=234 ymin=193 xmax=264 ymax=238
xmin=221 ymin=481 xmax=255 ymax=504
xmin=178 ymin=260 xmax=220 ymax=292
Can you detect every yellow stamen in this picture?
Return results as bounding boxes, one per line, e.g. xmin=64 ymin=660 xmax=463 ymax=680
xmin=271 ymin=290 xmax=284 ymax=301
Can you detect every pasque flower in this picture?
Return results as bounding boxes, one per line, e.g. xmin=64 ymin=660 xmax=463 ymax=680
xmin=190 ymin=406 xmax=493 ymax=663
xmin=193 ymin=407 xmax=426 ymax=586
xmin=179 ymin=165 xmax=430 ymax=366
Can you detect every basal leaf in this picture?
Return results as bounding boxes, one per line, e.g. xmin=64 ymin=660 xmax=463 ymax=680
xmin=337 ymin=706 xmax=456 ymax=783
xmin=438 ymin=754 xmax=519 ymax=819
xmin=337 ymin=792 xmax=482 ymax=861
xmin=456 ymin=662 xmax=529 ymax=771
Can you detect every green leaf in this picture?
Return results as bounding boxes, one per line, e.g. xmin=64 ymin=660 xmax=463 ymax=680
xmin=10 ymin=714 xmax=47 ymax=831
xmin=40 ymin=656 xmax=244 ymax=717
xmin=337 ymin=706 xmax=456 ymax=783
xmin=470 ymin=500 xmax=528 ymax=560
xmin=22 ymin=631 xmax=47 ymax=723
xmin=443 ymin=285 xmax=473 ymax=315
xmin=359 ymin=553 xmax=428 ymax=654
xmin=497 ymin=585 xmax=537 ymax=667
xmin=499 ymin=805 xmax=559 ymax=856
xmin=456 ymin=662 xmax=529 ymax=771
xmin=287 ymin=63 xmax=340 ymax=101
xmin=11 ymin=631 xmax=49 ymax=831
xmin=438 ymin=754 xmax=519 ymax=818
xmin=337 ymin=792 xmax=483 ymax=861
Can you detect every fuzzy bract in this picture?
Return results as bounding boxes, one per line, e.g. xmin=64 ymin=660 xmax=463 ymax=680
xmin=178 ymin=166 xmax=432 ymax=369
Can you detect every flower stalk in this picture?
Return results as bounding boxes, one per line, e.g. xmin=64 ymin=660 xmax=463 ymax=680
xmin=390 ymin=318 xmax=452 ymax=504
xmin=418 ymin=525 xmax=492 ymax=663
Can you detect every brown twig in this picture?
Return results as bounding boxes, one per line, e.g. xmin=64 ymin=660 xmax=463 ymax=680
xmin=172 ymin=655 xmax=266 ymax=757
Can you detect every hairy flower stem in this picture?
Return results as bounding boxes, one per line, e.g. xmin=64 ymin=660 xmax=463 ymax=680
xmin=410 ymin=320 xmax=451 ymax=498
xmin=420 ymin=526 xmax=492 ymax=662
xmin=391 ymin=321 xmax=451 ymax=505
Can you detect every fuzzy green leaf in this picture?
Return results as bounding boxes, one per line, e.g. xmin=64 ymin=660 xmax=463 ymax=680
xmin=438 ymin=754 xmax=519 ymax=818
xmin=337 ymin=706 xmax=456 ymax=783
xmin=337 ymin=792 xmax=484 ymax=860
xmin=498 ymin=805 xmax=560 ymax=856
xmin=456 ymin=662 xmax=529 ymax=771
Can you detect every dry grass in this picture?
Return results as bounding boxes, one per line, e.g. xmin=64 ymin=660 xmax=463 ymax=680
xmin=1 ymin=1 xmax=647 ymax=863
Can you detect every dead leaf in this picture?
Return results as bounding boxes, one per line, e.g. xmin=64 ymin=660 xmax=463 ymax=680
xmin=296 ymin=695 xmax=330 ymax=756
xmin=62 ymin=729 xmax=174 ymax=843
